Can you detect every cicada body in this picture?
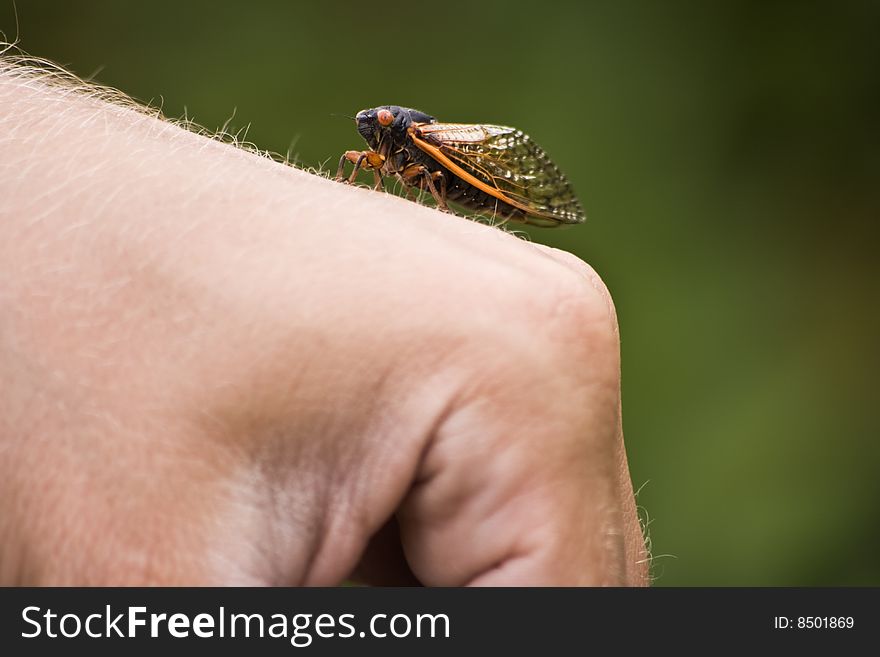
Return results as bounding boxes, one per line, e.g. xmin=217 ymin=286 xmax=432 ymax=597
xmin=335 ymin=106 xmax=585 ymax=227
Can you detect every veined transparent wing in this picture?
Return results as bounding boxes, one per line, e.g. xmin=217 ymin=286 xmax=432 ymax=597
xmin=413 ymin=123 xmax=585 ymax=225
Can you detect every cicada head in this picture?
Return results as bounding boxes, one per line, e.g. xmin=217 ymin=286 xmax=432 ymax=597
xmin=355 ymin=106 xmax=436 ymax=151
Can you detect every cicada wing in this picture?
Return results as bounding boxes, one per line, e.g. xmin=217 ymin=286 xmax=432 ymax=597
xmin=415 ymin=123 xmax=586 ymax=225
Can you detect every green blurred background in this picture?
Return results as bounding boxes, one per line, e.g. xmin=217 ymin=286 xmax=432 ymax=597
xmin=3 ymin=1 xmax=877 ymax=585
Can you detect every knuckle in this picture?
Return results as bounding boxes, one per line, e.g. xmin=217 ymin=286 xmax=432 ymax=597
xmin=540 ymin=273 xmax=620 ymax=386
xmin=515 ymin=262 xmax=619 ymax=359
xmin=550 ymin=267 xmax=618 ymax=340
xmin=540 ymin=250 xmax=619 ymax=339
xmin=461 ymin=258 xmax=621 ymax=393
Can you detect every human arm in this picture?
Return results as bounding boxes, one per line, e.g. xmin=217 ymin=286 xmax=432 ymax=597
xmin=0 ymin=62 xmax=647 ymax=585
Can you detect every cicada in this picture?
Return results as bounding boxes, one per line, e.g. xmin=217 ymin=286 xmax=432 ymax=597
xmin=335 ymin=106 xmax=585 ymax=227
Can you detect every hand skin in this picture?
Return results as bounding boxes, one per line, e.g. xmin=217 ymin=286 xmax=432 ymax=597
xmin=0 ymin=63 xmax=648 ymax=586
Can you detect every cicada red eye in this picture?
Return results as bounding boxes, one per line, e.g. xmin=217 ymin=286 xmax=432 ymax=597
xmin=377 ymin=109 xmax=394 ymax=127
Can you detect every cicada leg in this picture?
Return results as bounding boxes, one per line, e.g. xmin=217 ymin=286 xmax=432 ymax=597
xmin=401 ymin=165 xmax=449 ymax=212
xmin=423 ymin=170 xmax=449 ymax=213
xmin=335 ymin=151 xmax=360 ymax=181
xmin=493 ymin=201 xmax=517 ymax=228
xmin=336 ymin=150 xmax=385 ymax=184
xmin=397 ymin=174 xmax=418 ymax=202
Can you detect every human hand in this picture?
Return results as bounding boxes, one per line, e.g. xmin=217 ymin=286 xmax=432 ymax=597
xmin=0 ymin=63 xmax=647 ymax=585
